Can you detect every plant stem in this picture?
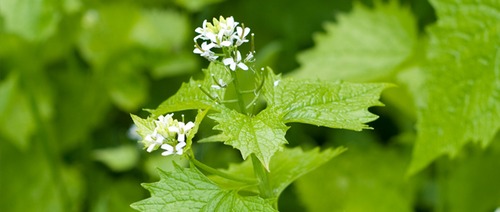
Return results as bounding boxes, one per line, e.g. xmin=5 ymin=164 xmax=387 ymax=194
xmin=251 ymin=154 xmax=273 ymax=199
xmin=191 ymin=157 xmax=257 ymax=184
xmin=230 ymin=71 xmax=247 ymax=114
xmin=231 ymin=69 xmax=275 ymax=202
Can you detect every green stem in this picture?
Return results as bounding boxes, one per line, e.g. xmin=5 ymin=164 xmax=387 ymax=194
xmin=251 ymin=154 xmax=273 ymax=199
xmin=191 ymin=157 xmax=257 ymax=184
xmin=230 ymin=71 xmax=247 ymax=113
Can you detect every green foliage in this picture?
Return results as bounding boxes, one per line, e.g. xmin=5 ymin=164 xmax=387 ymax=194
xmin=293 ymin=1 xmax=417 ymax=82
xmin=408 ymin=0 xmax=500 ymax=174
xmin=131 ymin=164 xmax=275 ymax=212
xmin=210 ymin=108 xmax=289 ymax=170
xmin=0 ymin=0 xmax=60 ymax=41
xmin=1 ymin=0 xmax=498 ymax=210
xmin=152 ymin=63 xmax=232 ymax=115
xmin=264 ymin=71 xmax=389 ymax=130
xmin=210 ymin=147 xmax=346 ymax=197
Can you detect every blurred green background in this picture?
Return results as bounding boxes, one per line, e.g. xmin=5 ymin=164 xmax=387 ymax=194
xmin=1 ymin=0 xmax=499 ymax=211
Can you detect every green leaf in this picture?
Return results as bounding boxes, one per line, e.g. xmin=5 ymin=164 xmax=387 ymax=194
xmin=0 ymin=0 xmax=61 ymax=41
xmin=104 ymin=61 xmax=149 ymax=112
xmin=152 ymin=62 xmax=231 ymax=116
xmin=78 ymin=4 xmax=140 ymax=67
xmin=264 ymin=70 xmax=389 ymax=131
xmin=92 ymin=145 xmax=140 ymax=172
xmin=408 ymin=0 xmax=500 ymax=174
xmin=209 ymin=146 xmax=346 ymax=197
xmin=0 ymin=73 xmax=36 ymax=149
xmin=293 ymin=0 xmax=417 ymax=82
xmin=209 ymin=108 xmax=289 ymax=170
xmin=295 ymin=132 xmax=416 ymax=212
xmin=130 ymin=9 xmax=189 ymax=51
xmin=131 ymin=164 xmax=275 ymax=212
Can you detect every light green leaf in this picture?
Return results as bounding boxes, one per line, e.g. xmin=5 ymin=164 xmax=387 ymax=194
xmin=130 ymin=114 xmax=156 ymax=140
xmin=0 ymin=73 xmax=36 ymax=150
xmin=131 ymin=164 xmax=275 ymax=212
xmin=0 ymin=0 xmax=61 ymax=41
xmin=293 ymin=0 xmax=417 ymax=82
xmin=92 ymin=145 xmax=140 ymax=172
xmin=265 ymin=70 xmax=389 ymax=131
xmin=152 ymin=62 xmax=231 ymax=116
xmin=130 ymin=9 xmax=189 ymax=51
xmin=268 ymin=147 xmax=346 ymax=196
xmin=209 ymin=147 xmax=346 ymax=197
xmin=408 ymin=0 xmax=500 ymax=174
xmin=209 ymin=108 xmax=289 ymax=170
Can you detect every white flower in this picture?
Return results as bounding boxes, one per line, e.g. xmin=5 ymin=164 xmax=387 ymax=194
xmin=160 ymin=143 xmax=174 ymax=156
xmin=175 ymin=142 xmax=186 ymax=155
xmin=168 ymin=121 xmax=195 ymax=143
xmin=234 ymin=27 xmax=250 ymax=46
xmin=223 ymin=51 xmax=248 ymax=71
xmin=160 ymin=142 xmax=187 ymax=156
xmin=145 ymin=130 xmax=165 ymax=152
xmin=194 ymin=42 xmax=218 ymax=61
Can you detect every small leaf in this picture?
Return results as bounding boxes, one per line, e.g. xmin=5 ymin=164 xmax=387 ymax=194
xmin=408 ymin=0 xmax=500 ymax=174
xmin=152 ymin=62 xmax=231 ymax=116
xmin=293 ymin=1 xmax=417 ymax=82
xmin=209 ymin=108 xmax=289 ymax=170
xmin=209 ymin=146 xmax=346 ymax=196
xmin=131 ymin=164 xmax=275 ymax=212
xmin=130 ymin=114 xmax=156 ymax=139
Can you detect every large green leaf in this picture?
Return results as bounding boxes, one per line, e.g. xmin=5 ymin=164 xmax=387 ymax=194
xmin=131 ymin=164 xmax=275 ymax=212
xmin=408 ymin=0 xmax=500 ymax=174
xmin=152 ymin=62 xmax=231 ymax=116
xmin=264 ymin=70 xmax=389 ymax=131
xmin=209 ymin=108 xmax=289 ymax=170
xmin=293 ymin=1 xmax=417 ymax=82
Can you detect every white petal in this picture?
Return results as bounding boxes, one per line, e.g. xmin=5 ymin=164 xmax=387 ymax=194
xmin=160 ymin=144 xmax=174 ymax=156
xmin=184 ymin=122 xmax=195 ymax=131
xmin=177 ymin=134 xmax=185 ymax=143
xmin=238 ymin=62 xmax=248 ymax=71
xmin=146 ymin=143 xmax=157 ymax=152
xmin=175 ymin=142 xmax=186 ymax=151
xmin=168 ymin=126 xmax=179 ymax=133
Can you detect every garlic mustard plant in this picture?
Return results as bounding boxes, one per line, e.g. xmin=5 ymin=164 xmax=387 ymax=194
xmin=131 ymin=16 xmax=388 ymax=211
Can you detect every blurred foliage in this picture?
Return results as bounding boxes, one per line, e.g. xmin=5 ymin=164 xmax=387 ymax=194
xmin=0 ymin=0 xmax=499 ymax=211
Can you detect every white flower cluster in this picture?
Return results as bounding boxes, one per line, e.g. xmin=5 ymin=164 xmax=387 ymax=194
xmin=142 ymin=114 xmax=195 ymax=156
xmin=193 ymin=16 xmax=254 ymax=71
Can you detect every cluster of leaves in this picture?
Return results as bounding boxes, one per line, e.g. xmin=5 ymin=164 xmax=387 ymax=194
xmin=131 ymin=61 xmax=387 ymax=210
